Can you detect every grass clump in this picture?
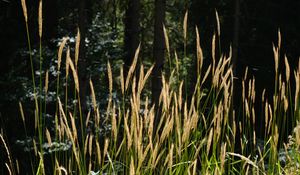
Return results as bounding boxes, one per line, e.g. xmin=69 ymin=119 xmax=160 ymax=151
xmin=1 ymin=1 xmax=300 ymax=174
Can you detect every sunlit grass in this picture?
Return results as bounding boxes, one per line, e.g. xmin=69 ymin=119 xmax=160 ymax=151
xmin=1 ymin=1 xmax=300 ymax=174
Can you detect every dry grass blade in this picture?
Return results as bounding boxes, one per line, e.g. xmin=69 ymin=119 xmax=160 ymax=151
xmin=201 ymin=65 xmax=211 ymax=86
xmin=5 ymin=163 xmax=12 ymax=175
xmin=196 ymin=26 xmax=203 ymax=74
xmin=19 ymin=101 xmax=25 ymax=123
xmin=139 ymin=65 xmax=154 ymax=93
xmin=65 ymin=47 xmax=70 ymax=77
xmin=183 ymin=10 xmax=188 ymax=42
xmin=130 ymin=156 xmax=135 ymax=175
xmin=57 ymin=37 xmax=68 ymax=71
xmin=215 ymin=10 xmax=221 ymax=37
xmin=120 ymin=65 xmax=125 ymax=94
xmin=75 ymin=29 xmax=80 ymax=67
xmin=89 ymin=79 xmax=97 ymax=110
xmin=147 ymin=106 xmax=155 ymax=140
xmin=56 ymin=165 xmax=68 ymax=175
xmin=58 ymin=98 xmax=81 ymax=168
xmin=21 ymin=0 xmax=28 ymax=22
xmin=174 ymin=51 xmax=179 ymax=74
xmin=160 ymin=116 xmax=174 ymax=143
xmin=284 ymin=56 xmax=290 ymax=82
xmin=227 ymin=152 xmax=259 ymax=170
xmin=85 ymin=111 xmax=90 ymax=127
xmin=163 ymin=24 xmax=170 ymax=56
xmin=168 ymin=144 xmax=174 ymax=169
xmin=38 ymin=0 xmax=42 ymax=38
xmin=67 ymin=53 xmax=79 ymax=93
xmin=207 ymin=128 xmax=213 ymax=156
xmin=212 ymin=34 xmax=216 ymax=74
xmin=278 ymin=29 xmax=281 ymax=49
xmin=154 ymin=147 xmax=165 ymax=168
xmin=125 ymin=44 xmax=140 ymax=90
xmin=112 ymin=106 xmax=117 ymax=142
xmin=45 ymin=70 xmax=49 ymax=93
xmin=37 ymin=152 xmax=45 ymax=175
xmin=264 ymin=103 xmax=269 ymax=135
xmin=69 ymin=113 xmax=78 ymax=143
xmin=267 ymin=104 xmax=273 ymax=135
xmin=137 ymin=64 xmax=144 ymax=93
xmin=88 ymin=134 xmax=94 ymax=157
xmin=0 ymin=134 xmax=14 ymax=175
xmin=107 ymin=61 xmax=113 ymax=95
xmin=103 ymin=139 xmax=109 ymax=160
xmin=273 ymin=44 xmax=279 ymax=74
xmin=96 ymin=141 xmax=102 ymax=166
xmin=16 ymin=160 xmax=20 ymax=175
xmin=192 ymin=160 xmax=197 ymax=175
xmin=124 ymin=113 xmax=132 ymax=149
xmin=178 ymin=81 xmax=183 ymax=109
xmin=139 ymin=143 xmax=151 ymax=168
xmin=220 ymin=143 xmax=227 ymax=170
xmin=45 ymin=128 xmax=52 ymax=145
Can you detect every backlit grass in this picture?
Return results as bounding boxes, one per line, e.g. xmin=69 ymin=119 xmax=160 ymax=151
xmin=1 ymin=0 xmax=300 ymax=174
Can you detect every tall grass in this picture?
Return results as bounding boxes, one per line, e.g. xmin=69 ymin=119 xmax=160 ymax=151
xmin=1 ymin=1 xmax=300 ymax=174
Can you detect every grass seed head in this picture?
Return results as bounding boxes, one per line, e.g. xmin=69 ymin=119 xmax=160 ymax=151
xmin=183 ymin=11 xmax=188 ymax=42
xmin=112 ymin=105 xmax=117 ymax=143
xmin=163 ymin=24 xmax=170 ymax=56
xmin=57 ymin=37 xmax=68 ymax=71
xmin=215 ymin=10 xmax=221 ymax=36
xmin=207 ymin=128 xmax=213 ymax=155
xmin=88 ymin=135 xmax=94 ymax=157
xmin=45 ymin=128 xmax=52 ymax=145
xmin=107 ymin=62 xmax=113 ymax=95
xmin=196 ymin=26 xmax=203 ymax=74
xmin=18 ymin=102 xmax=25 ymax=123
xmin=103 ymin=139 xmax=109 ymax=159
xmin=45 ymin=70 xmax=49 ymax=93
xmin=38 ymin=0 xmax=42 ymax=38
xmin=75 ymin=29 xmax=80 ymax=67
xmin=285 ymin=56 xmax=290 ymax=82
xmin=21 ymin=0 xmax=28 ymax=22
xmin=89 ymin=79 xmax=97 ymax=110
xmin=96 ymin=141 xmax=101 ymax=165
xmin=67 ymin=54 xmax=79 ymax=93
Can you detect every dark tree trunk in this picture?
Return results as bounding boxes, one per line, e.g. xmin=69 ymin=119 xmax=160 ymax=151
xmin=232 ymin=0 xmax=242 ymax=152
xmin=78 ymin=0 xmax=88 ymax=114
xmin=232 ymin=0 xmax=240 ymax=76
xmin=232 ymin=0 xmax=241 ymax=112
xmin=112 ymin=0 xmax=118 ymax=32
xmin=232 ymin=0 xmax=242 ymax=111
xmin=124 ymin=0 xmax=140 ymax=73
xmin=152 ymin=0 xmax=166 ymax=131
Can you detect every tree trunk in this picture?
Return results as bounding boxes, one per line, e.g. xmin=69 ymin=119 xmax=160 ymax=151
xmin=232 ymin=0 xmax=242 ymax=151
xmin=152 ymin=0 xmax=166 ymax=131
xmin=78 ymin=0 xmax=88 ymax=114
xmin=124 ymin=0 xmax=140 ymax=73
xmin=232 ymin=0 xmax=240 ymax=76
xmin=112 ymin=0 xmax=118 ymax=32
xmin=232 ymin=0 xmax=240 ymax=111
